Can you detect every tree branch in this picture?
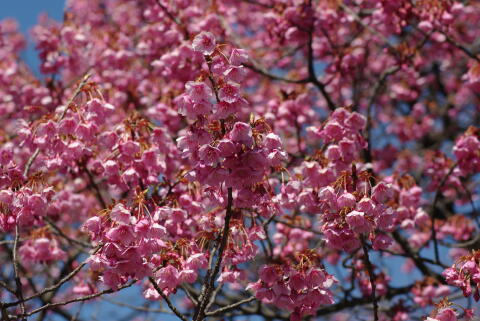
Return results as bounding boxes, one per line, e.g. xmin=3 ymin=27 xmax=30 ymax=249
xmin=148 ymin=277 xmax=189 ymax=321
xmin=193 ymin=187 xmax=233 ymax=321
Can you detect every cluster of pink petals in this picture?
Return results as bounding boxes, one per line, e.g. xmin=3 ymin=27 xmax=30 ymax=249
xmin=453 ymin=127 xmax=480 ymax=175
xmin=0 ymin=187 xmax=52 ymax=231
xmin=442 ymin=251 xmax=480 ymax=301
xmin=307 ymin=107 xmax=367 ymax=171
xmin=427 ymin=307 xmax=459 ymax=321
xmin=412 ymin=281 xmax=451 ymax=308
xmin=82 ymin=201 xmax=208 ymax=292
xmin=19 ymin=237 xmax=66 ymax=264
xmin=177 ymin=33 xmax=286 ymax=193
xmin=320 ymin=181 xmax=396 ymax=252
xmin=247 ymin=265 xmax=335 ymax=321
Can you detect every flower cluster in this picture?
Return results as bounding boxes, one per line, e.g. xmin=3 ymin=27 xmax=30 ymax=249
xmin=82 ymin=200 xmax=209 ymax=292
xmin=453 ymin=126 xmax=480 ymax=176
xmin=443 ymin=250 xmax=480 ymax=301
xmin=320 ymin=181 xmax=395 ymax=252
xmin=19 ymin=237 xmax=66 ymax=264
xmin=411 ymin=278 xmax=451 ymax=308
xmin=248 ymin=263 xmax=335 ymax=321
xmin=307 ymin=107 xmax=367 ymax=171
xmin=0 ymin=186 xmax=54 ymax=231
xmin=177 ymin=33 xmax=286 ymax=195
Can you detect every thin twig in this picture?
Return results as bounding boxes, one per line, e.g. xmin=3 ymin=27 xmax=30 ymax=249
xmin=44 ymin=217 xmax=93 ymax=249
xmin=431 ymin=162 xmax=458 ymax=265
xmin=155 ymin=0 xmax=189 ymax=39
xmin=0 ymin=280 xmax=16 ymax=295
xmin=59 ymin=72 xmax=92 ymax=121
xmin=273 ymin=218 xmax=323 ymax=235
xmin=441 ymin=32 xmax=480 ymax=63
xmin=460 ymin=179 xmax=480 ymax=228
xmin=340 ymin=4 xmax=393 ymax=49
xmin=23 ymin=71 xmax=92 ymax=180
xmin=12 ymin=280 xmax=136 ymax=319
xmin=243 ymin=63 xmax=309 ymax=84
xmin=5 ymin=245 xmax=102 ymax=308
xmin=365 ymin=66 xmax=399 ymax=163
xmin=391 ymin=231 xmax=438 ymax=278
xmin=360 ymin=236 xmax=378 ymax=321
xmin=206 ymin=296 xmax=256 ymax=316
xmin=148 ymin=277 xmax=189 ymax=321
xmin=23 ymin=148 xmax=40 ymax=178
xmin=239 ymin=0 xmax=274 ymax=9
xmin=306 ymin=31 xmax=336 ymax=111
xmin=102 ymin=298 xmax=167 ymax=313
xmin=179 ymin=285 xmax=198 ymax=306
xmin=440 ymin=233 xmax=480 ymax=250
xmin=205 ymin=283 xmax=223 ymax=312
xmin=83 ymin=166 xmax=107 ymax=209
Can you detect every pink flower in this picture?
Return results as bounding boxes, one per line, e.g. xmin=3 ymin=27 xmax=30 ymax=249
xmin=110 ymin=203 xmax=131 ymax=225
xmin=418 ymin=20 xmax=433 ymax=32
xmin=229 ymin=48 xmax=248 ymax=66
xmin=372 ymin=233 xmax=393 ymax=250
xmin=104 ymin=160 xmax=119 ymax=176
xmin=318 ymin=186 xmax=337 ymax=209
xmin=264 ymin=133 xmax=282 ymax=150
xmin=322 ymin=121 xmax=343 ymax=141
xmin=119 ymin=141 xmax=141 ymax=158
xmin=192 ymin=31 xmax=216 ymax=55
xmin=58 ymin=118 xmax=77 ymax=135
xmin=198 ymin=144 xmax=220 ymax=164
xmin=259 ymin=265 xmax=279 ymax=284
xmin=219 ymin=82 xmax=240 ymax=103
xmin=464 ymin=308 xmax=475 ymax=320
xmin=326 ymin=145 xmax=341 ymax=160
xmin=435 ymin=308 xmax=457 ymax=321
xmin=179 ymin=269 xmax=197 ymax=283
xmin=371 ymin=182 xmax=393 ymax=203
xmin=229 ymin=122 xmax=253 ymax=148
xmin=345 ymin=211 xmax=372 ymax=234
xmin=337 ymin=192 xmax=356 ymax=208
xmin=267 ymin=150 xmax=286 ymax=167
xmin=289 ymin=273 xmax=307 ymax=291
xmin=122 ymin=167 xmax=140 ymax=185
xmin=82 ymin=216 xmax=103 ymax=239
xmin=356 ymin=198 xmax=376 ymax=216
xmin=345 ymin=112 xmax=366 ymax=131
xmin=217 ymin=139 xmax=236 ymax=157
xmin=106 ymin=225 xmax=135 ymax=245
xmin=185 ymin=81 xmax=214 ymax=103
xmin=157 ymin=265 xmax=180 ymax=290
xmin=186 ymin=253 xmax=208 ymax=270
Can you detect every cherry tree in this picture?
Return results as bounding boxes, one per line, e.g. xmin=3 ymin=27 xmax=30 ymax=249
xmin=1 ymin=0 xmax=480 ymax=320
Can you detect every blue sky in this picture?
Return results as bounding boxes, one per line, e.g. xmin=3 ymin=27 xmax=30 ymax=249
xmin=1 ymin=1 xmax=65 ymax=73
